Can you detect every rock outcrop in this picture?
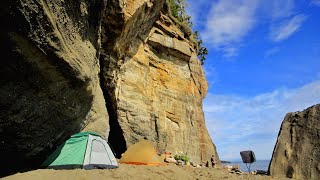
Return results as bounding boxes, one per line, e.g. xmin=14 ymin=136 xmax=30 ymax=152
xmin=103 ymin=12 xmax=218 ymax=163
xmin=269 ymin=104 xmax=320 ymax=179
xmin=1 ymin=0 xmax=218 ymax=176
xmin=1 ymin=0 xmax=109 ymax=175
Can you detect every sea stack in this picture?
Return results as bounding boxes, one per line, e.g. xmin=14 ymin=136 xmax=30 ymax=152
xmin=269 ymin=104 xmax=320 ymax=179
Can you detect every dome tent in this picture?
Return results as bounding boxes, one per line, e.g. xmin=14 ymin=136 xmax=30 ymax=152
xmin=119 ymin=139 xmax=163 ymax=165
xmin=42 ymin=132 xmax=118 ymax=169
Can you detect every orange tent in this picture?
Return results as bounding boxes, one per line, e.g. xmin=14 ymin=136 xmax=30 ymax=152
xmin=119 ymin=140 xmax=163 ymax=165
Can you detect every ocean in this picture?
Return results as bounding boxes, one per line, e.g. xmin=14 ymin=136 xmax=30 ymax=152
xmin=222 ymin=160 xmax=270 ymax=172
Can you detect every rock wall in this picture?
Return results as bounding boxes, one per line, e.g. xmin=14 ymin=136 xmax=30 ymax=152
xmin=269 ymin=104 xmax=320 ymax=179
xmin=1 ymin=0 xmax=218 ymax=175
xmin=103 ymin=12 xmax=218 ymax=163
xmin=0 ymin=0 xmax=109 ymax=175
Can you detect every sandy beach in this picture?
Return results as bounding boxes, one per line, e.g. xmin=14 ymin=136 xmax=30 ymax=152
xmin=4 ymin=164 xmax=289 ymax=180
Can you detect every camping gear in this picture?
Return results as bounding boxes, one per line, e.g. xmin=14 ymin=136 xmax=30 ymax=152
xmin=119 ymin=139 xmax=163 ymax=165
xmin=240 ymin=150 xmax=256 ymax=172
xmin=42 ymin=132 xmax=118 ymax=169
xmin=256 ymin=170 xmax=268 ymax=175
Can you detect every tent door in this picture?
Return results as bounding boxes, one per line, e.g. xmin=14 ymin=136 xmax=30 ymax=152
xmin=83 ymin=135 xmax=118 ymax=169
xmin=90 ymin=140 xmax=111 ymax=165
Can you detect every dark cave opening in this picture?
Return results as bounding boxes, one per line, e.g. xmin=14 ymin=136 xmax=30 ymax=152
xmin=98 ymin=56 xmax=127 ymax=159
xmin=105 ymin=93 xmax=127 ymax=158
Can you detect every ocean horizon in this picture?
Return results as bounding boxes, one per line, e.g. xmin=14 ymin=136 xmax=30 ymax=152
xmin=222 ymin=160 xmax=270 ymax=172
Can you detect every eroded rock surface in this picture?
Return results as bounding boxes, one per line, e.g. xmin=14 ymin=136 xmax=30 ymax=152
xmin=0 ymin=0 xmax=108 ymax=175
xmin=101 ymin=10 xmax=219 ymax=163
xmin=269 ymin=104 xmax=320 ymax=179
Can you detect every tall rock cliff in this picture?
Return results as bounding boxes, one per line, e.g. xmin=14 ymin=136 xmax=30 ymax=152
xmin=1 ymin=0 xmax=109 ymax=175
xmin=269 ymin=104 xmax=320 ymax=179
xmin=102 ymin=10 xmax=218 ymax=163
xmin=1 ymin=0 xmax=218 ymax=175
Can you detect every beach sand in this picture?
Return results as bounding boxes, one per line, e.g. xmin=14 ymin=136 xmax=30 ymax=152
xmin=4 ymin=164 xmax=289 ymax=180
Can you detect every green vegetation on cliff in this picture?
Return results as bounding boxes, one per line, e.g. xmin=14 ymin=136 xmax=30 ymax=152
xmin=166 ymin=0 xmax=208 ymax=64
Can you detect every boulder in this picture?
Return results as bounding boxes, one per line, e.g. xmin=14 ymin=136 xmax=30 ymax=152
xmin=224 ymin=165 xmax=233 ymax=171
xmin=232 ymin=164 xmax=240 ymax=171
xmin=269 ymin=104 xmax=320 ymax=179
xmin=165 ymin=157 xmax=177 ymax=163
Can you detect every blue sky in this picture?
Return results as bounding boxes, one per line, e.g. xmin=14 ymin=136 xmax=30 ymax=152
xmin=186 ymin=0 xmax=320 ymax=160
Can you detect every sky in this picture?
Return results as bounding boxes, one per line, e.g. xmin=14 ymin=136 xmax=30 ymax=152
xmin=186 ymin=0 xmax=320 ymax=161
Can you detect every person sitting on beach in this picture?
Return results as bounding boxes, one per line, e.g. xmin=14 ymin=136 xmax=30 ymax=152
xmin=211 ymin=155 xmax=216 ymax=168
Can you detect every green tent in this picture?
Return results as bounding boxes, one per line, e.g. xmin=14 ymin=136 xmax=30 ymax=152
xmin=42 ymin=132 xmax=118 ymax=169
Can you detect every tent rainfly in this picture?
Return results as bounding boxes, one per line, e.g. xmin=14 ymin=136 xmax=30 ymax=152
xmin=119 ymin=139 xmax=163 ymax=166
xmin=42 ymin=132 xmax=118 ymax=169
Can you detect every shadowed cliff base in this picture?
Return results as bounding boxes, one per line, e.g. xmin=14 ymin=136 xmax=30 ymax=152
xmin=99 ymin=55 xmax=126 ymax=157
xmin=105 ymin=90 xmax=127 ymax=158
xmin=0 ymin=0 xmax=107 ymax=176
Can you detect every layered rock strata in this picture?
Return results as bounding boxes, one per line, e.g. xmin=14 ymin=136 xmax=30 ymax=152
xmin=1 ymin=0 xmax=218 ymax=175
xmin=103 ymin=11 xmax=218 ymax=163
xmin=269 ymin=104 xmax=320 ymax=179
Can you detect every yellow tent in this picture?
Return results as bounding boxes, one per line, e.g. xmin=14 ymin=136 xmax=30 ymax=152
xmin=119 ymin=140 xmax=163 ymax=165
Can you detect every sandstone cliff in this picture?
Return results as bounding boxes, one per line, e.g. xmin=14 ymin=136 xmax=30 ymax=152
xmin=1 ymin=0 xmax=218 ymax=175
xmin=269 ymin=104 xmax=320 ymax=179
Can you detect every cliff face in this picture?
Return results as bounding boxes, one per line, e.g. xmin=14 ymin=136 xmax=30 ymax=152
xmin=104 ymin=12 xmax=218 ymax=163
xmin=1 ymin=0 xmax=109 ymax=174
xmin=269 ymin=104 xmax=320 ymax=179
xmin=1 ymin=0 xmax=218 ymax=175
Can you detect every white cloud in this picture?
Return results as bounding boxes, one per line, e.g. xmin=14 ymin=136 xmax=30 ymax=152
xmin=186 ymin=0 xmax=209 ymax=27
xmin=203 ymin=65 xmax=218 ymax=88
xmin=190 ymin=0 xmax=308 ymax=57
xmin=223 ymin=47 xmax=239 ymax=58
xmin=270 ymin=0 xmax=295 ymax=19
xmin=202 ymin=0 xmax=258 ymax=56
xmin=264 ymin=47 xmax=280 ymax=58
xmin=261 ymin=0 xmax=307 ymax=42
xmin=270 ymin=14 xmax=307 ymax=42
xmin=204 ymin=81 xmax=320 ymax=160
xmin=312 ymin=0 xmax=320 ymax=6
